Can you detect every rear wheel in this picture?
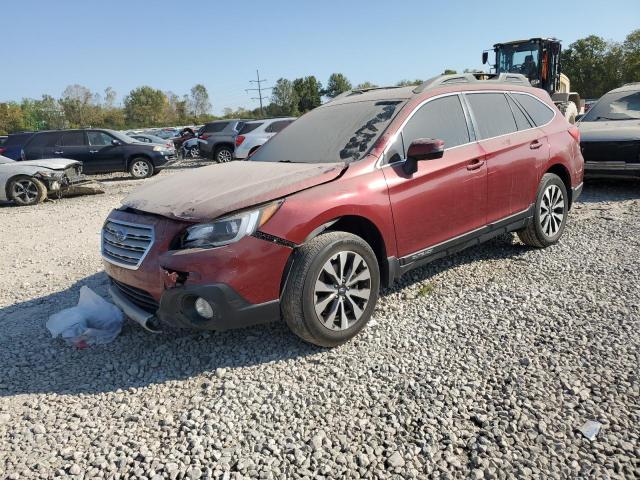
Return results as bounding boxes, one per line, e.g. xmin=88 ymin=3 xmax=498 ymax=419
xmin=8 ymin=176 xmax=47 ymax=206
xmin=129 ymin=158 xmax=154 ymax=179
xmin=214 ymin=146 xmax=233 ymax=163
xmin=517 ymin=173 xmax=568 ymax=248
xmin=282 ymin=232 xmax=380 ymax=347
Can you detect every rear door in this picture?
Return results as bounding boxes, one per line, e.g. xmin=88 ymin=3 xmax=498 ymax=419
xmin=464 ymin=92 xmax=545 ymax=222
xmin=54 ymin=131 xmax=90 ymax=167
xmin=383 ymin=94 xmax=487 ymax=256
xmin=87 ymin=131 xmax=125 ymax=173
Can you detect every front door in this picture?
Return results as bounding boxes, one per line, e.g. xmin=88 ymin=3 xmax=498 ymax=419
xmin=382 ymin=94 xmax=487 ymax=258
xmin=86 ymin=131 xmax=124 ymax=173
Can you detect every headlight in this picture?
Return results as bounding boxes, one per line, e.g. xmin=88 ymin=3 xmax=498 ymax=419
xmin=179 ymin=201 xmax=282 ymax=249
xmin=153 ymin=145 xmax=169 ymax=152
xmin=36 ymin=170 xmax=62 ymax=178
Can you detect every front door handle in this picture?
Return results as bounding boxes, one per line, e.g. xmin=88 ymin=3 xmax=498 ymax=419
xmin=54 ymin=150 xmax=64 ymax=155
xmin=89 ymin=150 xmax=99 ymax=153
xmin=467 ymin=158 xmax=485 ymax=171
xmin=529 ymin=140 xmax=543 ymax=150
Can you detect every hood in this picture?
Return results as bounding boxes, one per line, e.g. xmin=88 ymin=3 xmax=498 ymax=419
xmin=13 ymin=158 xmax=80 ymax=169
xmin=578 ymin=120 xmax=640 ymax=142
xmin=122 ymin=161 xmax=346 ymax=221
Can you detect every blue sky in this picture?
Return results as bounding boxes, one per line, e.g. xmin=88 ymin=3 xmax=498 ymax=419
xmin=2 ymin=0 xmax=638 ymax=115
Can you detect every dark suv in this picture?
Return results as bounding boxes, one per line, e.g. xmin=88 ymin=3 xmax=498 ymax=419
xmin=103 ymin=73 xmax=584 ymax=347
xmin=197 ymin=120 xmax=246 ymax=163
xmin=21 ymin=129 xmax=176 ymax=178
xmin=1 ymin=132 xmax=35 ymax=160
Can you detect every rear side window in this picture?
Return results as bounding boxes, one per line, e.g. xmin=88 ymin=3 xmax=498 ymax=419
xmin=466 ymin=93 xmax=517 ymax=139
xmin=203 ymin=122 xmax=228 ymax=133
xmin=59 ymin=131 xmax=86 ymax=146
xmin=26 ymin=132 xmax=61 ymax=148
xmin=265 ymin=120 xmax=293 ymax=133
xmin=402 ymin=95 xmax=470 ymax=153
xmin=239 ymin=123 xmax=263 ymax=135
xmin=512 ymin=93 xmax=555 ymax=126
xmin=507 ymin=96 xmax=533 ymax=130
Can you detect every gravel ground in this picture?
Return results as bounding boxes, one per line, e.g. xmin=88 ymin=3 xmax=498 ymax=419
xmin=0 ymin=163 xmax=638 ymax=479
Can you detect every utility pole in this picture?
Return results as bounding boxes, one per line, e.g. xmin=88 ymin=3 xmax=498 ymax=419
xmin=245 ymin=69 xmax=272 ymax=117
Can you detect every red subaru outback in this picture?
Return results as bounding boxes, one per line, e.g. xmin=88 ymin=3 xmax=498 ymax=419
xmin=102 ymin=73 xmax=584 ymax=347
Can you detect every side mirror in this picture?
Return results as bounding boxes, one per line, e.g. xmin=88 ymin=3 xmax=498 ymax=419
xmin=482 ymin=51 xmax=489 ymax=65
xmin=403 ymin=138 xmax=445 ymax=175
xmin=112 ymin=139 xmax=120 ymax=146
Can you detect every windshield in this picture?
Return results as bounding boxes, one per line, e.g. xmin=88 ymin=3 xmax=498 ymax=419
xmin=108 ymin=130 xmax=135 ymax=144
xmin=249 ymin=100 xmax=404 ymax=164
xmin=497 ymin=41 xmax=539 ymax=80
xmin=582 ymin=90 xmax=640 ymax=121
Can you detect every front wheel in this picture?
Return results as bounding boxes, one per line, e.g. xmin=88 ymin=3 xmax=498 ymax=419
xmin=282 ymin=231 xmax=380 ymax=347
xmin=517 ymin=173 xmax=568 ymax=248
xmin=129 ymin=158 xmax=154 ymax=179
xmin=8 ymin=176 xmax=47 ymax=206
xmin=214 ymin=146 xmax=233 ymax=163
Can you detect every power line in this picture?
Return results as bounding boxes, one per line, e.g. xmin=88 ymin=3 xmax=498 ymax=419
xmin=245 ymin=69 xmax=272 ymax=117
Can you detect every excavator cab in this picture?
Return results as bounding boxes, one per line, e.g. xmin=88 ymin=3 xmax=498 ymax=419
xmin=483 ymin=38 xmax=562 ymax=95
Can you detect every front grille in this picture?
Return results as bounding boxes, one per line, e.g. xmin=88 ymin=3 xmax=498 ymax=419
xmin=111 ymin=278 xmax=159 ymax=313
xmin=102 ymin=219 xmax=154 ymax=269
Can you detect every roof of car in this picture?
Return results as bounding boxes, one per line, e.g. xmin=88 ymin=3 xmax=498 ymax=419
xmin=245 ymin=117 xmax=296 ymax=124
xmin=608 ymin=82 xmax=640 ymax=94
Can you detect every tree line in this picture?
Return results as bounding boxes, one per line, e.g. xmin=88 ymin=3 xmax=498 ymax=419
xmin=1 ymin=30 xmax=637 ymax=134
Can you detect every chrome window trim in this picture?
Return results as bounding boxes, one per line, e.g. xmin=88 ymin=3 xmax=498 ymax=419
xmin=377 ymin=90 xmax=557 ymax=169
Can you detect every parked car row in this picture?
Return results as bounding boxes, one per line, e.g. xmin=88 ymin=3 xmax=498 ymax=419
xmin=102 ymin=73 xmax=586 ymax=346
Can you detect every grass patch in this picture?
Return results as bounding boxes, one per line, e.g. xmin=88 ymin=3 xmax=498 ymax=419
xmin=418 ymin=283 xmax=435 ymax=296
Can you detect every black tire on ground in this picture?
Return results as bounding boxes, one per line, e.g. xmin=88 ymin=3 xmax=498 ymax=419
xmin=281 ymin=231 xmax=380 ymax=347
xmin=517 ymin=173 xmax=568 ymax=248
xmin=8 ymin=175 xmax=47 ymax=206
xmin=129 ymin=157 xmax=154 ymax=179
xmin=214 ymin=146 xmax=233 ymax=163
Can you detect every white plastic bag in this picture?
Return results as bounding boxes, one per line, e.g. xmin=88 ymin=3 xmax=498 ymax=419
xmin=46 ymin=286 xmax=124 ymax=347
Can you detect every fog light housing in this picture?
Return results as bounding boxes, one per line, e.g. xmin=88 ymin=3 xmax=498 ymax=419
xmin=194 ymin=297 xmax=214 ymax=319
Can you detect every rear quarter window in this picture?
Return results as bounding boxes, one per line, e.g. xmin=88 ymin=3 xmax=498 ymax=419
xmin=5 ymin=133 xmax=34 ymax=147
xmin=512 ymin=93 xmax=555 ymax=126
xmin=265 ymin=120 xmax=294 ymax=133
xmin=203 ymin=122 xmax=228 ymax=133
xmin=26 ymin=132 xmax=61 ymax=148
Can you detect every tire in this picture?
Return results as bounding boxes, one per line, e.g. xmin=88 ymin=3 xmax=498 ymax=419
xmin=282 ymin=231 xmax=380 ymax=347
xmin=214 ymin=146 xmax=233 ymax=163
xmin=129 ymin=157 xmax=154 ymax=179
xmin=517 ymin=173 xmax=568 ymax=248
xmin=8 ymin=176 xmax=47 ymax=206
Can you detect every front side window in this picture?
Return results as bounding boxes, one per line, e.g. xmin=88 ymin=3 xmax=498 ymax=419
xmin=250 ymin=100 xmax=403 ymax=164
xmin=59 ymin=131 xmax=86 ymax=146
xmin=401 ymin=95 xmax=470 ymax=155
xmin=466 ymin=93 xmax=517 ymax=139
xmin=512 ymin=93 xmax=555 ymax=126
xmin=581 ymin=90 xmax=640 ymax=121
xmin=88 ymin=131 xmax=114 ymax=146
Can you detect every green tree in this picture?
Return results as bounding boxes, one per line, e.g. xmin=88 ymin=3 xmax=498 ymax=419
xmin=324 ymin=73 xmax=352 ymax=98
xmin=0 ymin=102 xmax=26 ymax=134
xmin=59 ymin=84 xmax=94 ymax=127
xmin=124 ymin=86 xmax=167 ymax=127
xmin=292 ymin=76 xmax=322 ymax=113
xmin=354 ymin=81 xmax=378 ymax=89
xmin=21 ymin=95 xmax=66 ymax=130
xmin=442 ymin=69 xmax=458 ymax=74
xmin=621 ymin=29 xmax=640 ymax=84
xmin=190 ymin=84 xmax=212 ymax=118
xmin=395 ymin=79 xmax=423 ymax=87
xmin=269 ymin=78 xmax=299 ymax=116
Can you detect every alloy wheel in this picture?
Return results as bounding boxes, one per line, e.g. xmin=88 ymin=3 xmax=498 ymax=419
xmin=540 ymin=184 xmax=565 ymax=237
xmin=132 ymin=160 xmax=149 ymax=177
xmin=12 ymin=179 xmax=39 ymax=203
xmin=313 ymin=251 xmax=372 ymax=331
xmin=217 ymin=149 xmax=232 ymax=163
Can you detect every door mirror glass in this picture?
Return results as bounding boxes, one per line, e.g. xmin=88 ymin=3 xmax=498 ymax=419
xmin=112 ymin=139 xmax=120 ymax=146
xmin=482 ymin=51 xmax=489 ymax=65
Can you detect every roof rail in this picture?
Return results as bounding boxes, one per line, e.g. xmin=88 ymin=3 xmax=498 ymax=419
xmin=413 ymin=73 xmax=530 ymax=94
xmin=328 ymin=86 xmax=403 ymax=102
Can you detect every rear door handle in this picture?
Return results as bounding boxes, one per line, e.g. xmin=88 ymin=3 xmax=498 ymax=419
xmin=467 ymin=158 xmax=485 ymax=171
xmin=89 ymin=150 xmax=99 ymax=153
xmin=530 ymin=140 xmax=542 ymax=149
xmin=54 ymin=150 xmax=64 ymax=155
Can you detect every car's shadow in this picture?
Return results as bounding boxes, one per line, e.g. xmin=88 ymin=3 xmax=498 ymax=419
xmin=578 ymin=177 xmax=640 ymax=203
xmin=0 ymin=179 xmax=636 ymax=397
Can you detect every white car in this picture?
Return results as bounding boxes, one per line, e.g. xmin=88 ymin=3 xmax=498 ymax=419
xmin=234 ymin=117 xmax=296 ymax=159
xmin=0 ymin=155 xmax=83 ymax=206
